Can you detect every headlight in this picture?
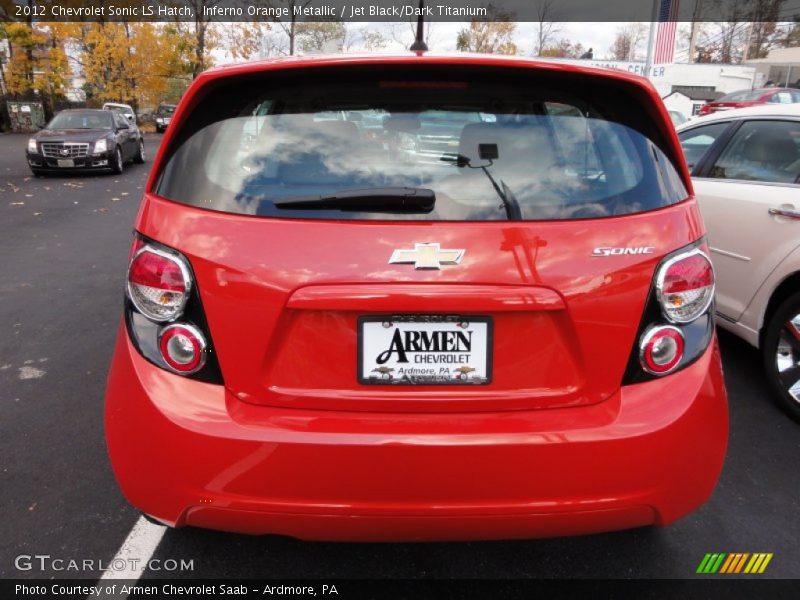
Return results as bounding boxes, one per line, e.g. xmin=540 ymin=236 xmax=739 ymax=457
xmin=27 ymin=138 xmax=37 ymax=153
xmin=94 ymin=139 xmax=108 ymax=154
xmin=156 ymin=118 xmax=163 ymax=123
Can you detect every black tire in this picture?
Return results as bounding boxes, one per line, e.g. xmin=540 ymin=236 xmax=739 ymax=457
xmin=111 ymin=146 xmax=124 ymax=175
xmin=762 ymin=291 xmax=800 ymax=423
xmin=134 ymin=138 xmax=145 ymax=164
xmin=156 ymin=126 xmax=163 ymax=134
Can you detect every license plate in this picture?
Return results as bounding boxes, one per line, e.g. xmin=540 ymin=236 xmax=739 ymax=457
xmin=57 ymin=159 xmax=74 ymax=167
xmin=359 ymin=315 xmax=492 ymax=385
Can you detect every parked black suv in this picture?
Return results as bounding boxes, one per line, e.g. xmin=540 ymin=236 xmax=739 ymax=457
xmin=155 ymin=103 xmax=177 ymax=133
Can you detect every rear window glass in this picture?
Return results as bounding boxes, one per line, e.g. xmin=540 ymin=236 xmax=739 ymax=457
xmin=717 ymin=90 xmax=751 ymax=102
xmin=156 ymin=67 xmax=687 ymax=221
xmin=106 ymin=105 xmax=132 ymax=115
xmin=734 ymin=89 xmax=771 ymax=102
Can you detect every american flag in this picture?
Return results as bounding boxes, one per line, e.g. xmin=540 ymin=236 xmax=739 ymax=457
xmin=654 ymin=0 xmax=680 ymax=64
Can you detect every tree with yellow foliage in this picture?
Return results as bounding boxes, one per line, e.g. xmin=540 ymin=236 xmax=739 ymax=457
xmin=77 ymin=22 xmax=194 ymax=109
xmin=3 ymin=23 xmax=47 ymax=98
xmin=3 ymin=19 xmax=71 ymax=118
xmin=456 ymin=6 xmax=518 ymax=55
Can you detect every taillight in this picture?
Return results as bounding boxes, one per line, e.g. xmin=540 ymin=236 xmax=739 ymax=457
xmin=623 ymin=241 xmax=715 ymax=384
xmin=127 ymin=246 xmax=192 ymax=322
xmin=158 ymin=324 xmax=207 ymax=374
xmin=656 ymin=248 xmax=714 ymax=323
xmin=124 ymin=234 xmax=223 ymax=384
xmin=640 ymin=325 xmax=685 ymax=375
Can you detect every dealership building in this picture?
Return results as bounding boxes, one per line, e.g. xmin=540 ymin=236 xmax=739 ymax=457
xmin=576 ymin=60 xmax=757 ymax=117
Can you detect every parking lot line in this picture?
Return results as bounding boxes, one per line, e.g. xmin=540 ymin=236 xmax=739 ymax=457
xmin=99 ymin=515 xmax=166 ymax=582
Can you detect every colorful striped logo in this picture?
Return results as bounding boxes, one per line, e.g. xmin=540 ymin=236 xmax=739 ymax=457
xmin=697 ymin=553 xmax=773 ymax=574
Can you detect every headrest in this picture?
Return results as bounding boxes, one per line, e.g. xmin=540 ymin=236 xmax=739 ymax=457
xmin=458 ymin=122 xmax=555 ymax=171
xmin=743 ymin=129 xmax=798 ymax=165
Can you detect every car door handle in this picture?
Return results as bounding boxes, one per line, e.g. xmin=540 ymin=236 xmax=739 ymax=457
xmin=769 ymin=207 xmax=800 ymax=220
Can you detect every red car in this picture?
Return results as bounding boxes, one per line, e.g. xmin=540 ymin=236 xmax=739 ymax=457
xmin=105 ymin=54 xmax=728 ymax=541
xmin=697 ymin=87 xmax=800 ymax=116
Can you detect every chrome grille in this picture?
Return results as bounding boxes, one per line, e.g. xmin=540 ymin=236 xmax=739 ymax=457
xmin=41 ymin=142 xmax=90 ymax=159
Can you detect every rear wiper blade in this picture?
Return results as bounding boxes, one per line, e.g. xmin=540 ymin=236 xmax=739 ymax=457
xmin=443 ymin=154 xmax=521 ymax=220
xmin=274 ymin=187 xmax=435 ymax=213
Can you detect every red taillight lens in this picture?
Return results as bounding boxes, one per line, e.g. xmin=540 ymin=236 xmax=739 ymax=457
xmin=158 ymin=324 xmax=207 ymax=374
xmin=656 ymin=248 xmax=714 ymax=324
xmin=127 ymin=245 xmax=192 ymax=322
xmin=640 ymin=325 xmax=685 ymax=375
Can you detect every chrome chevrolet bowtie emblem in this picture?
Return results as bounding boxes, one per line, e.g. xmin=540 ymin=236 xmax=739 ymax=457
xmin=388 ymin=243 xmax=465 ymax=270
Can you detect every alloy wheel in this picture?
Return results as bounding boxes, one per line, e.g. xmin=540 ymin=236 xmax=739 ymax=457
xmin=776 ymin=314 xmax=800 ymax=403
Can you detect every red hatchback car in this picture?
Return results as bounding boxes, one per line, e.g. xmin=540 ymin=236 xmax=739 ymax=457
xmin=697 ymin=87 xmax=800 ymax=116
xmin=105 ymin=54 xmax=728 ymax=541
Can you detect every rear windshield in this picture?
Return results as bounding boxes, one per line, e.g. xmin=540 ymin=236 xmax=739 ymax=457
xmin=722 ymin=89 xmax=769 ymax=102
xmin=156 ymin=67 xmax=687 ymax=221
xmin=106 ymin=105 xmax=133 ymax=115
xmin=158 ymin=105 xmax=176 ymax=115
xmin=717 ymin=90 xmax=751 ymax=102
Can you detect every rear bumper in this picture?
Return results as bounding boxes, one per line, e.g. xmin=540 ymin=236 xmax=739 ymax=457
xmin=105 ymin=324 xmax=728 ymax=541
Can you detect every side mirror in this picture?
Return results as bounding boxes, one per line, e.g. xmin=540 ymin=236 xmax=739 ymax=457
xmin=126 ymin=114 xmax=135 ymax=122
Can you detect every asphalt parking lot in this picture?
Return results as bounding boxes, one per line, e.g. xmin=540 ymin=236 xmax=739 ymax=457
xmin=1 ymin=132 xmax=799 ymax=582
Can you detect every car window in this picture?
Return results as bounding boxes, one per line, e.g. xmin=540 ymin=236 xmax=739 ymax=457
xmin=717 ymin=90 xmax=750 ymax=102
xmin=678 ymin=122 xmax=730 ymax=169
xmin=108 ymin=105 xmax=130 ymax=116
xmin=156 ymin=70 xmax=687 ymax=221
xmin=545 ymin=102 xmax=609 ymax=184
xmin=769 ymin=91 xmax=794 ymax=104
xmin=48 ymin=112 xmax=113 ymax=130
xmin=113 ymin=113 xmax=128 ymax=129
xmin=707 ymin=120 xmax=800 ymax=184
xmin=668 ymin=111 xmax=686 ymax=126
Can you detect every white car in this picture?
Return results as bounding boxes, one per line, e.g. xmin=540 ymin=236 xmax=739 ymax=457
xmin=677 ymin=104 xmax=800 ymax=421
xmin=102 ymin=102 xmax=137 ymax=126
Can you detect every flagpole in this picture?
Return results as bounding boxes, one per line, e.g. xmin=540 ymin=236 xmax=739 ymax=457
xmin=644 ymin=0 xmax=660 ymax=79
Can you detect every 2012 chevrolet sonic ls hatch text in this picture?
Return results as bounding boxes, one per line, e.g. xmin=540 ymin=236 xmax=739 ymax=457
xmin=105 ymin=54 xmax=728 ymax=541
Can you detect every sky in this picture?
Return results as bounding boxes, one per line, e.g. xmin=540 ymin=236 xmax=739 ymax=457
xmin=413 ymin=21 xmax=631 ymax=56
xmin=217 ymin=21 xmax=647 ymax=63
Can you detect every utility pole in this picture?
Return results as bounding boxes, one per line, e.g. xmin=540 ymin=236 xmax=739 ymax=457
xmin=688 ymin=0 xmax=704 ymax=63
xmin=644 ymin=0 xmax=660 ymax=78
xmin=742 ymin=21 xmax=754 ymax=62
